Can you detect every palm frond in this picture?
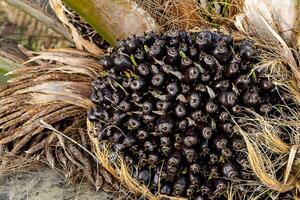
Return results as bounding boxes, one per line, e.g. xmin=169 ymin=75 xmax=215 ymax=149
xmin=0 ymin=49 xmax=119 ymax=190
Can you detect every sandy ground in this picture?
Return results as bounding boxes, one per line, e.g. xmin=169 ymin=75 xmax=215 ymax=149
xmin=0 ymin=167 xmax=113 ymax=200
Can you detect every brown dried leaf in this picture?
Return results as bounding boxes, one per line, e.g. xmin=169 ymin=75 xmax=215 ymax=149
xmin=46 ymin=147 xmax=55 ymax=169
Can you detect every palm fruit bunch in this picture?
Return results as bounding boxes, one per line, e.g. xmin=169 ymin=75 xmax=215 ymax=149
xmin=88 ymin=30 xmax=290 ymax=199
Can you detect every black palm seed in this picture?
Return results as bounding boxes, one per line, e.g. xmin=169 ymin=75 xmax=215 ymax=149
xmin=200 ymin=72 xmax=211 ymax=84
xmin=232 ymin=138 xmax=245 ymax=151
xmin=113 ymin=54 xmax=132 ymax=71
xmin=151 ymin=73 xmax=164 ymax=86
xmin=179 ymin=42 xmax=189 ymax=54
xmin=156 ymin=101 xmax=172 ymax=112
xmin=221 ymin=147 xmax=233 ymax=158
xmin=166 ymin=82 xmax=180 ymax=96
xmin=130 ymin=78 xmax=145 ymax=91
xmin=138 ymin=169 xmax=151 ymax=184
xmin=243 ymin=92 xmax=260 ymax=106
xmin=214 ymin=179 xmax=227 ymax=193
xmin=148 ymin=154 xmax=159 ymax=166
xmin=157 ymin=118 xmax=174 ymax=134
xmin=190 ymin=163 xmax=201 ymax=174
xmin=209 ymin=154 xmax=219 ymax=164
xmin=134 ymin=49 xmax=146 ymax=63
xmin=137 ymin=130 xmax=149 ymax=141
xmin=94 ymin=108 xmax=109 ymax=120
xmin=166 ymin=47 xmax=179 ymax=64
xmin=142 ymin=101 xmax=153 ymax=114
xmin=202 ymin=54 xmax=216 ymax=72
xmin=180 ymin=57 xmax=193 ymax=71
xmin=143 ymin=114 xmax=155 ymax=124
xmin=175 ymin=104 xmax=187 ymax=118
xmin=200 ymin=184 xmax=211 ymax=195
xmin=210 ymin=166 xmax=219 ymax=177
xmin=116 ymin=40 xmax=126 ymax=51
xmin=188 ymin=93 xmax=201 ymax=109
xmin=122 ymin=134 xmax=137 ymax=148
xmin=181 ymin=84 xmax=191 ymax=94
xmin=218 ymin=111 xmax=230 ymax=122
xmin=184 ymin=67 xmax=200 ymax=83
xmin=195 ymin=36 xmax=212 ymax=52
xmin=128 ymin=117 xmax=141 ymax=130
xmin=160 ymin=183 xmax=172 ymax=195
xmin=179 ymin=31 xmax=187 ymax=41
xmin=195 ymin=83 xmax=207 ymax=93
xmin=131 ymin=92 xmax=142 ymax=102
xmin=243 ymin=48 xmax=256 ymax=61
xmin=260 ymin=78 xmax=274 ymax=91
xmin=119 ymin=99 xmax=131 ymax=112
xmin=144 ymin=140 xmax=157 ymax=152
xmin=148 ymin=44 xmax=164 ymax=60
xmin=137 ymin=63 xmax=150 ymax=76
xmin=235 ymin=75 xmax=251 ymax=90
xmin=160 ymin=136 xmax=171 ymax=146
xmin=200 ymin=142 xmax=210 ymax=155
xmin=111 ymin=91 xmax=123 ymax=104
xmin=189 ymin=47 xmax=198 ymax=59
xmin=222 ymin=162 xmax=239 ymax=179
xmin=124 ymin=156 xmax=134 ymax=165
xmin=218 ymin=91 xmax=237 ymax=107
xmin=191 ymin=110 xmax=206 ymax=122
xmin=231 ymin=54 xmax=242 ymax=64
xmin=125 ymin=38 xmax=140 ymax=54
xmin=219 ymin=122 xmax=233 ymax=133
xmin=183 ymin=135 xmax=198 ymax=147
xmin=201 ymin=126 xmax=213 ymax=140
xmin=122 ymin=78 xmax=131 ymax=88
xmin=231 ymin=105 xmax=242 ymax=114
xmin=154 ymin=39 xmax=165 ymax=46
xmin=167 ymin=30 xmax=180 ymax=47
xmin=224 ymin=63 xmax=240 ymax=78
xmin=213 ymin=136 xmax=228 ymax=150
xmin=173 ymin=176 xmax=187 ymax=196
xmin=205 ymin=101 xmax=218 ymax=114
xmin=100 ymin=56 xmax=113 ymax=70
xmin=213 ymin=43 xmax=231 ymax=63
xmin=178 ymin=119 xmax=188 ymax=131
xmin=110 ymin=131 xmax=123 ymax=143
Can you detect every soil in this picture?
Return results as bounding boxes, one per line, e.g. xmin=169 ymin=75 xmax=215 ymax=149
xmin=0 ymin=167 xmax=113 ymax=200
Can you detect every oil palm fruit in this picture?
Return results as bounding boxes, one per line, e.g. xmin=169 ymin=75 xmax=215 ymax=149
xmin=88 ymin=30 xmax=290 ymax=199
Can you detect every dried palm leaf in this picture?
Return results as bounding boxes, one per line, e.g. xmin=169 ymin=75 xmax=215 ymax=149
xmin=3 ymin=0 xmax=72 ymax=40
xmin=0 ymin=49 xmax=119 ymax=191
xmin=61 ymin=7 xmax=110 ymax=50
xmin=0 ymin=1 xmax=72 ymax=50
xmin=135 ymin=0 xmax=244 ymax=30
xmin=49 ymin=0 xmax=104 ymax=55
xmin=240 ymin=0 xmax=298 ymax=47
